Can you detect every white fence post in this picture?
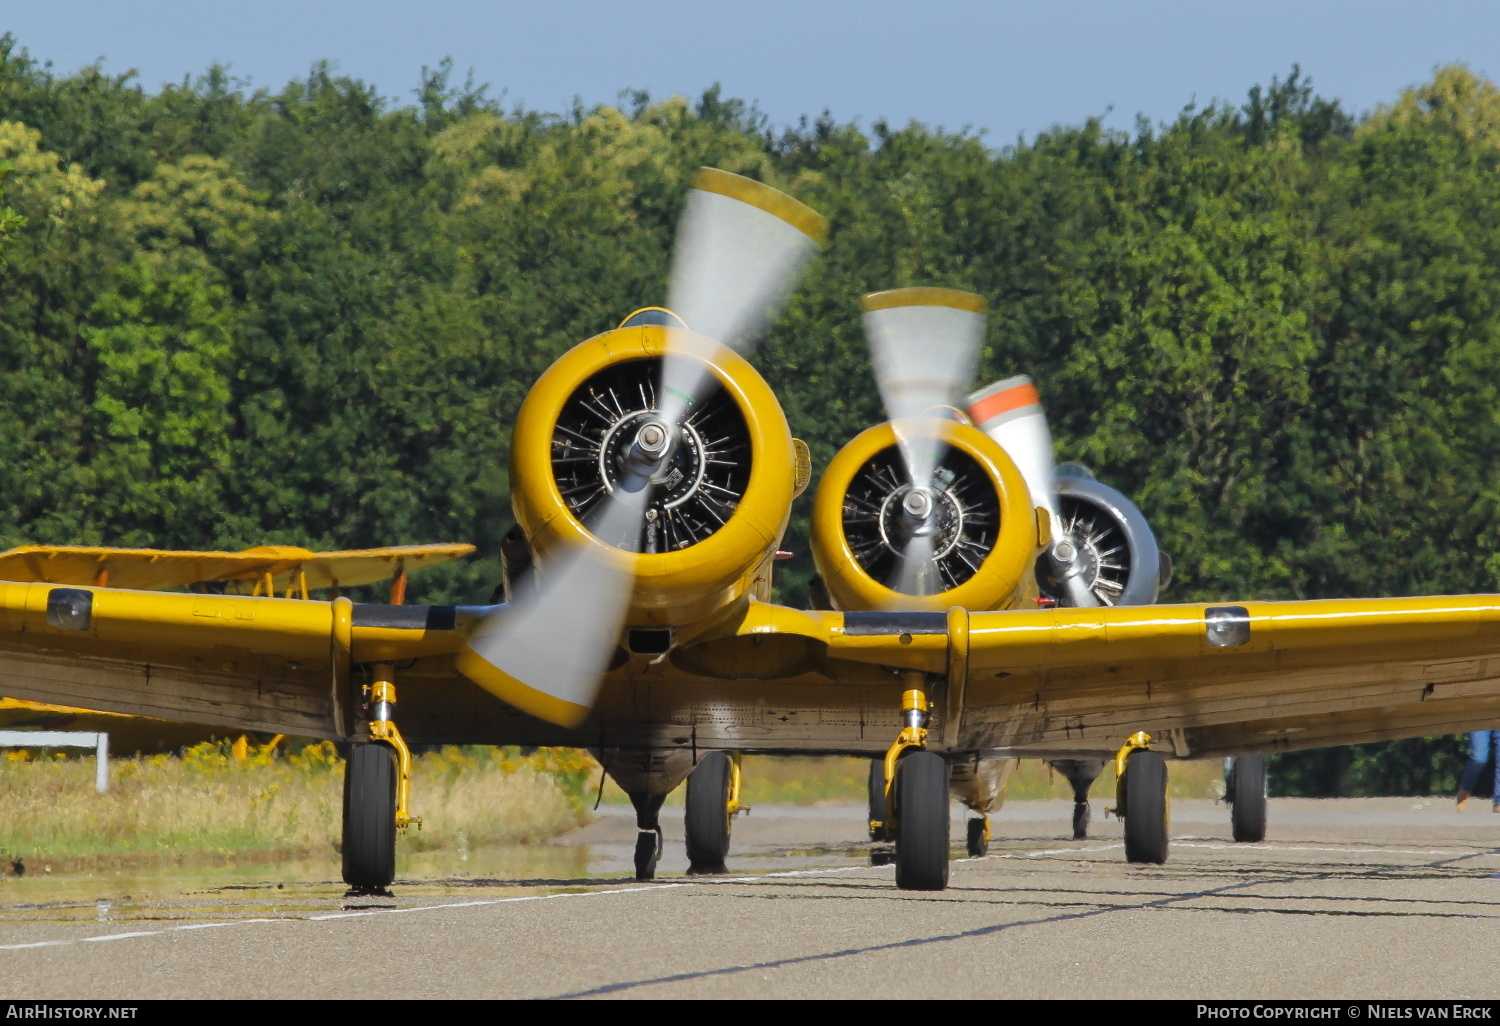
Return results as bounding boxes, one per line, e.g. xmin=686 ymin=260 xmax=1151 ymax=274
xmin=95 ymin=732 xmax=109 ymax=794
xmin=0 ymin=730 xmax=111 ymax=794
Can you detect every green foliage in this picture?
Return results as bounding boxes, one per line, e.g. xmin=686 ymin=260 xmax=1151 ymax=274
xmin=0 ymin=36 xmax=1497 ymax=791
xmin=1269 ymin=736 xmax=1479 ymax=798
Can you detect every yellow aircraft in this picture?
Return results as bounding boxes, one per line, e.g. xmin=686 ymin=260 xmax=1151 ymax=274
xmin=0 ymin=543 xmax=473 ymax=750
xmin=1 ymin=168 xmax=1497 ymax=895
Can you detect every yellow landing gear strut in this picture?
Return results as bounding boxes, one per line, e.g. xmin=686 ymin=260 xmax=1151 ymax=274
xmin=879 ymin=683 xmax=931 ymax=835
xmin=726 ymin=751 xmax=747 ymax=818
xmin=366 ymin=663 xmax=421 ymax=832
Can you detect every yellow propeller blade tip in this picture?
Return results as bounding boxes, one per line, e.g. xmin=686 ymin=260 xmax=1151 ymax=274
xmin=455 ymin=647 xmax=592 ymax=729
xmin=690 ymin=167 xmax=828 ymax=246
xmin=862 ymin=287 xmax=989 ymax=315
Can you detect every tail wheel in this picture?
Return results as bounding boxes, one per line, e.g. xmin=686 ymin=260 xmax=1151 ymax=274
xmin=1121 ymin=748 xmax=1169 ymax=865
xmin=1072 ymin=800 xmax=1091 ymax=840
xmin=965 ymin=817 xmax=988 ymax=858
xmin=342 ymin=742 xmax=397 ymax=890
xmin=867 ymin=758 xmax=890 ymax=841
xmin=685 ymin=752 xmax=733 ymax=874
xmin=894 ymin=750 xmax=950 ymax=891
xmin=633 ymin=829 xmax=662 ymax=880
xmin=1230 ymin=755 xmax=1268 ymax=843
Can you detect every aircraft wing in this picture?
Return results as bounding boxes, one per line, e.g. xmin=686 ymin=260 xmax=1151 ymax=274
xmin=0 ymin=583 xmax=478 ymax=738
xmin=693 ymin=596 xmax=1500 ymax=759
xmin=0 ymin=544 xmax=475 ymax=593
xmin=2 ymin=580 xmax=1499 ymax=758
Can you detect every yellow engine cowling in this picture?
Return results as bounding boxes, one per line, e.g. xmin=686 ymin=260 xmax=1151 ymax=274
xmin=810 ymin=418 xmax=1046 ymax=612
xmin=509 ymin=322 xmax=797 ymax=629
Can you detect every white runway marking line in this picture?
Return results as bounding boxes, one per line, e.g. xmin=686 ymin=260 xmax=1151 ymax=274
xmin=1172 ymin=841 xmax=1479 ymax=857
xmin=989 ymin=843 xmax=1124 ymax=859
xmin=0 ymin=860 xmax=898 ymax=953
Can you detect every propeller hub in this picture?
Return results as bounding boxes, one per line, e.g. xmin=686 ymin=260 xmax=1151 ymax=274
xmin=901 ymin=488 xmax=935 ymax=522
xmin=633 ymin=420 xmax=672 ymax=461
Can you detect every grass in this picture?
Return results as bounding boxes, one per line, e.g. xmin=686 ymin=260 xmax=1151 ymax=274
xmin=0 ymin=742 xmax=594 ymax=873
xmin=0 ymin=744 xmax=1227 ymax=873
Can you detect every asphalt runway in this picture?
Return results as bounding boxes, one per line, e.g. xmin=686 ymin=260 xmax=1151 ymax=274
xmin=2 ymin=797 xmax=1499 ymax=999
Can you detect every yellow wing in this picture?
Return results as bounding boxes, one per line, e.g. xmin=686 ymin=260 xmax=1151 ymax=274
xmin=0 ymin=583 xmax=476 ymax=739
xmin=0 ymin=543 xmax=475 ymax=593
xmin=674 ymin=596 xmax=1500 ymax=758
xmin=3 ymin=580 xmax=1500 ymax=758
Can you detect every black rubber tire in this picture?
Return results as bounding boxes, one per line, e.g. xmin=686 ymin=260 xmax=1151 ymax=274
xmin=1122 ymin=748 xmax=1169 ymax=865
xmin=1230 ymin=755 xmax=1268 ymax=843
xmin=342 ymin=742 xmax=397 ymax=890
xmin=1072 ymin=800 xmax=1091 ymax=840
xmin=867 ymin=758 xmax=890 ymax=842
xmin=965 ymin=817 xmax=988 ymax=857
xmin=685 ymin=753 xmax=732 ymax=874
xmin=894 ymin=750 xmax=950 ymax=891
xmin=633 ymin=831 xmax=660 ymax=880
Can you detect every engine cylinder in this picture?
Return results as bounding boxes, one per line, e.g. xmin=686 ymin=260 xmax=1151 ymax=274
xmin=510 ymin=322 xmax=796 ymax=627
xmin=810 ymin=419 xmax=1046 ymax=612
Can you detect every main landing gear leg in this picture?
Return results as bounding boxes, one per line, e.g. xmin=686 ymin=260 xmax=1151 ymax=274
xmin=881 ymin=680 xmax=950 ymax=892
xmin=685 ymin=751 xmax=743 ymax=875
xmin=1114 ymin=732 xmax=1169 ymax=865
xmin=867 ymin=759 xmax=891 ymax=842
xmin=342 ymin=663 xmax=421 ymax=894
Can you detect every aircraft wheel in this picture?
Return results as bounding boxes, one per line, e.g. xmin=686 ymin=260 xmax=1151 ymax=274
xmin=894 ymin=750 xmax=950 ymax=891
xmin=1122 ymin=748 xmax=1169 ymax=865
xmin=867 ymin=758 xmax=890 ymax=841
xmin=633 ymin=829 xmax=662 ymax=880
xmin=342 ymin=742 xmax=397 ymax=891
xmin=1072 ymin=800 xmax=1091 ymax=840
xmin=965 ymin=817 xmax=988 ymax=857
xmin=685 ymin=753 xmax=732 ymax=874
xmin=1230 ymin=755 xmax=1268 ymax=843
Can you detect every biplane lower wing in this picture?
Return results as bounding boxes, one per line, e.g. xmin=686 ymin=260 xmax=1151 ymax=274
xmin=1 ymin=581 xmax=1499 ymax=758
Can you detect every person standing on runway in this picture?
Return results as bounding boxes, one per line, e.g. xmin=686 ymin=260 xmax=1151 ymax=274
xmin=1456 ymin=729 xmax=1500 ymax=812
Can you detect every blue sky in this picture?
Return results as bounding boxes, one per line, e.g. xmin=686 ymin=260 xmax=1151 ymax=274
xmin=4 ymin=1 xmax=1498 ymax=142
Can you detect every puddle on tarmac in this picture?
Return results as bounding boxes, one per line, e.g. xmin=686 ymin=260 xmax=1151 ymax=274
xmin=0 ymin=845 xmax=612 ymax=926
xmin=0 ymin=807 xmax=884 ymax=926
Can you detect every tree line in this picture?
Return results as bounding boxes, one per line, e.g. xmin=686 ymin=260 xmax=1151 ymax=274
xmin=1 ymin=37 xmax=1497 ymax=794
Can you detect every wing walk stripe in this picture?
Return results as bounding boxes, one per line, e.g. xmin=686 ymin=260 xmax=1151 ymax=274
xmin=842 ymin=611 xmax=948 ymax=636
xmin=352 ymin=604 xmax=458 ymax=631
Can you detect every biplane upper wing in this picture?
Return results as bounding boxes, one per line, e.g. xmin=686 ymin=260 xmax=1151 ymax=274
xmin=0 ymin=544 xmax=475 ymax=593
xmin=721 ymin=595 xmax=1500 ymax=759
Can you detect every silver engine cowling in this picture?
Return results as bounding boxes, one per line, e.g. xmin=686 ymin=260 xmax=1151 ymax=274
xmin=1037 ymin=464 xmax=1170 ymax=607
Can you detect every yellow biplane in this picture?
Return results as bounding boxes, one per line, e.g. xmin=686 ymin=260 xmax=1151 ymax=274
xmin=2 ymin=168 xmax=1497 ymax=894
